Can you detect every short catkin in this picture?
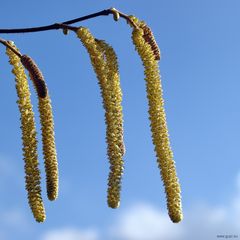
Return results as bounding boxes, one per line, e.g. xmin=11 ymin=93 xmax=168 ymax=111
xmin=130 ymin=17 xmax=183 ymax=223
xmin=129 ymin=16 xmax=160 ymax=61
xmin=20 ymin=55 xmax=48 ymax=98
xmin=76 ymin=27 xmax=125 ymax=208
xmin=6 ymin=43 xmax=46 ymax=222
xmin=21 ymin=55 xmax=59 ymax=201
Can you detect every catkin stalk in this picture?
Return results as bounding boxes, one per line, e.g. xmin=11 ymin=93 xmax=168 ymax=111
xmin=131 ymin=19 xmax=183 ymax=222
xmin=76 ymin=27 xmax=125 ymax=208
xmin=6 ymin=43 xmax=46 ymax=222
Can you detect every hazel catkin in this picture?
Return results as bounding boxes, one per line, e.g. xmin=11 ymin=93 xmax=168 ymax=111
xmin=96 ymin=39 xmax=125 ymax=208
xmin=131 ymin=21 xmax=183 ymax=222
xmin=129 ymin=16 xmax=160 ymax=60
xmin=20 ymin=55 xmax=48 ymax=98
xmin=76 ymin=27 xmax=125 ymax=209
xmin=21 ymin=55 xmax=59 ymax=201
xmin=6 ymin=43 xmax=46 ymax=222
xmin=38 ymin=95 xmax=59 ymax=201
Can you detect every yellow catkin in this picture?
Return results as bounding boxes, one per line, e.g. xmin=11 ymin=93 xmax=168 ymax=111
xmin=38 ymin=96 xmax=59 ymax=201
xmin=96 ymin=40 xmax=125 ymax=208
xmin=131 ymin=18 xmax=183 ymax=223
xmin=6 ymin=43 xmax=46 ymax=222
xmin=21 ymin=56 xmax=59 ymax=201
xmin=76 ymin=28 xmax=124 ymax=208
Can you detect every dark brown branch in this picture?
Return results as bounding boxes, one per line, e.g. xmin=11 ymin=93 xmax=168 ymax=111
xmin=0 ymin=8 xmax=137 ymax=34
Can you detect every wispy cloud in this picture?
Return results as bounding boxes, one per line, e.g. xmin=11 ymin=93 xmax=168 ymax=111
xmin=41 ymin=228 xmax=99 ymax=240
xmin=0 ymin=154 xmax=23 ymax=189
xmin=108 ymin=203 xmax=183 ymax=240
xmin=107 ymin=173 xmax=240 ymax=240
xmin=0 ymin=208 xmax=31 ymax=240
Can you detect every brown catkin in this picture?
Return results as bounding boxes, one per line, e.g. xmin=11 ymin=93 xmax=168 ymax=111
xmin=131 ymin=18 xmax=183 ymax=223
xmin=140 ymin=23 xmax=160 ymax=60
xmin=21 ymin=54 xmax=58 ymax=201
xmin=76 ymin=28 xmax=124 ymax=209
xmin=6 ymin=43 xmax=46 ymax=222
xmin=128 ymin=16 xmax=161 ymax=61
xmin=21 ymin=55 xmax=48 ymax=98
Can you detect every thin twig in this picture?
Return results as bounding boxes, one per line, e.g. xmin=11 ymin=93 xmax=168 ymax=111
xmin=113 ymin=9 xmax=138 ymax=28
xmin=0 ymin=38 xmax=22 ymax=57
xmin=0 ymin=8 xmax=138 ymax=34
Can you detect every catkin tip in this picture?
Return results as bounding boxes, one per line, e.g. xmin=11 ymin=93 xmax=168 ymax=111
xmin=21 ymin=55 xmax=48 ymax=98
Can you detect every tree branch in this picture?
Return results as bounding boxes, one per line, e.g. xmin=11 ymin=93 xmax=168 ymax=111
xmin=0 ymin=8 xmax=137 ymax=34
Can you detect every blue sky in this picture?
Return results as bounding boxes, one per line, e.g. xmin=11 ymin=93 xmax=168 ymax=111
xmin=0 ymin=1 xmax=240 ymax=239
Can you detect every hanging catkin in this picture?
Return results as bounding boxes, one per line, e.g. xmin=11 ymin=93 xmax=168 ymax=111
xmin=6 ymin=43 xmax=46 ymax=222
xmin=21 ymin=55 xmax=59 ymax=201
xmin=130 ymin=17 xmax=183 ymax=223
xmin=76 ymin=27 xmax=124 ymax=208
xmin=38 ymin=96 xmax=58 ymax=201
xmin=96 ymin=39 xmax=125 ymax=208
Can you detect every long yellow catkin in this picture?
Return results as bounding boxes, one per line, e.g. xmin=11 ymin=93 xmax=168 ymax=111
xmin=38 ymin=96 xmax=59 ymax=201
xmin=76 ymin=27 xmax=124 ymax=208
xmin=6 ymin=43 xmax=46 ymax=222
xmin=96 ymin=40 xmax=125 ymax=208
xmin=130 ymin=18 xmax=183 ymax=223
xmin=21 ymin=55 xmax=59 ymax=201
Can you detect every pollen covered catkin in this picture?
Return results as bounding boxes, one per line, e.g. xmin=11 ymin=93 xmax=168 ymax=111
xmin=6 ymin=43 xmax=46 ymax=222
xmin=96 ymin=40 xmax=125 ymax=208
xmin=131 ymin=19 xmax=183 ymax=223
xmin=38 ymin=95 xmax=59 ymax=201
xmin=21 ymin=55 xmax=59 ymax=201
xmin=76 ymin=27 xmax=124 ymax=209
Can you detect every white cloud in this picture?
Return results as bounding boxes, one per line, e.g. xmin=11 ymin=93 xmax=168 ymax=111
xmin=107 ymin=172 xmax=240 ymax=240
xmin=41 ymin=228 xmax=99 ymax=240
xmin=1 ymin=208 xmax=29 ymax=229
xmin=40 ymin=172 xmax=240 ymax=240
xmin=107 ymin=201 xmax=239 ymax=240
xmin=0 ymin=155 xmax=18 ymax=177
xmin=0 ymin=155 xmax=23 ymax=190
xmin=108 ymin=203 xmax=183 ymax=240
xmin=0 ymin=208 xmax=31 ymax=240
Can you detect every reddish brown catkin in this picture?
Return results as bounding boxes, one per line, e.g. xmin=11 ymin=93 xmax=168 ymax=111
xmin=128 ymin=16 xmax=160 ymax=61
xmin=140 ymin=23 xmax=160 ymax=60
xmin=21 ymin=54 xmax=59 ymax=201
xmin=21 ymin=55 xmax=48 ymax=98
